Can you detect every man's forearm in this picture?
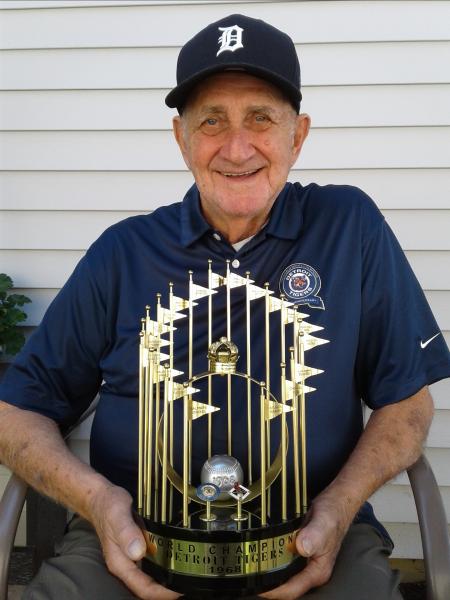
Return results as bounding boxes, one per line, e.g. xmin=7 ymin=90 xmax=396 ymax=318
xmin=0 ymin=400 xmax=110 ymax=522
xmin=317 ymin=386 xmax=434 ymax=526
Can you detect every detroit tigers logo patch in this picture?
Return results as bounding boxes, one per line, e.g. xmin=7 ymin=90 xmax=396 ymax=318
xmin=280 ymin=263 xmax=325 ymax=309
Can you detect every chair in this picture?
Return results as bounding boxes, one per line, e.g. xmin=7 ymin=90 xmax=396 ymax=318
xmin=1 ymin=454 xmax=449 ymax=600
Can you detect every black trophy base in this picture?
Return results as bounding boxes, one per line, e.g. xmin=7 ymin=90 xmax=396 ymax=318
xmin=143 ymin=553 xmax=305 ymax=598
xmin=140 ymin=511 xmax=306 ymax=599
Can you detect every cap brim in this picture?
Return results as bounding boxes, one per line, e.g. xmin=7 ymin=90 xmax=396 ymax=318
xmin=165 ymin=63 xmax=301 ymax=112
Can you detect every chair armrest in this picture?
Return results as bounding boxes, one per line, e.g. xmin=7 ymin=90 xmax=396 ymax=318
xmin=0 ymin=473 xmax=28 ymax=600
xmin=407 ymin=454 xmax=450 ymax=600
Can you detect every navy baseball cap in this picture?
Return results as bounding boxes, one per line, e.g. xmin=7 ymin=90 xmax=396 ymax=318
xmin=165 ymin=14 xmax=301 ymax=113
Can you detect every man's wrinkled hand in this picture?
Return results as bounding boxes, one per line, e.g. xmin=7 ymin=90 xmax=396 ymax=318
xmin=260 ymin=493 xmax=351 ymax=599
xmin=88 ymin=484 xmax=181 ymax=599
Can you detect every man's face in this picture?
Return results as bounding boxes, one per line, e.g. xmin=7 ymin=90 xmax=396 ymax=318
xmin=173 ymin=72 xmax=310 ymax=233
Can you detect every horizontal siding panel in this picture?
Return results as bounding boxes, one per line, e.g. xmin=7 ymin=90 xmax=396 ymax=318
xmin=2 ymin=128 xmax=450 ymax=171
xmin=2 ymin=210 xmax=450 ymax=252
xmin=0 ymin=211 xmax=143 ymax=250
xmin=2 ymin=42 xmax=450 ymax=90
xmin=405 ymin=252 xmax=450 ymax=291
xmin=2 ymin=2 xmax=450 ymax=48
xmin=0 ymin=250 xmax=84 ymax=287
xmin=370 ymin=484 xmax=450 ymax=523
xmin=427 ymin=410 xmax=450 ymax=448
xmin=385 ymin=523 xmax=437 ymax=559
xmin=392 ymin=447 xmax=450 ymax=487
xmin=2 ymin=85 xmax=450 ymax=130
xmin=430 ymin=378 xmax=450 ymax=411
xmin=2 ymin=170 xmax=449 ymax=210
xmin=423 ymin=291 xmax=450 ymax=330
xmin=3 ymin=249 xmax=449 ymax=292
xmin=0 ymin=171 xmax=191 ymax=210
xmin=382 ymin=211 xmax=450 ymax=251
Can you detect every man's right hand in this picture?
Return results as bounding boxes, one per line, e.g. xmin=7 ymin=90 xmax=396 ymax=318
xmin=88 ymin=483 xmax=181 ymax=599
xmin=0 ymin=402 xmax=180 ymax=600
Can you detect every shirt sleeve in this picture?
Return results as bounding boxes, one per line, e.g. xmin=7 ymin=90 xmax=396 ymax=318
xmin=355 ymin=214 xmax=450 ymax=409
xmin=0 ymin=237 xmax=110 ymax=429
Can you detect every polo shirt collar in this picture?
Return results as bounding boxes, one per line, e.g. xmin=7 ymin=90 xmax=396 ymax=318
xmin=180 ymin=182 xmax=303 ymax=247
xmin=180 ymin=185 xmax=212 ymax=247
xmin=265 ymin=182 xmax=304 ymax=240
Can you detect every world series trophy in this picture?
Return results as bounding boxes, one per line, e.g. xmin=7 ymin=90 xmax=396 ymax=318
xmin=136 ymin=261 xmax=328 ymax=598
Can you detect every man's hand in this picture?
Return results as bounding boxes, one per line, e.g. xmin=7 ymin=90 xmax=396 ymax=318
xmin=0 ymin=402 xmax=180 ymax=599
xmin=260 ymin=387 xmax=434 ymax=598
xmin=88 ymin=483 xmax=181 ymax=599
xmin=260 ymin=491 xmax=351 ymax=599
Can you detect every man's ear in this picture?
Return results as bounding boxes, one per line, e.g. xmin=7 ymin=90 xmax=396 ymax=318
xmin=172 ymin=115 xmax=192 ymax=170
xmin=290 ymin=113 xmax=311 ymax=167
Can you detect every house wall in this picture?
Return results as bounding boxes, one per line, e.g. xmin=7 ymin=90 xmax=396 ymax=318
xmin=0 ymin=0 xmax=449 ymax=557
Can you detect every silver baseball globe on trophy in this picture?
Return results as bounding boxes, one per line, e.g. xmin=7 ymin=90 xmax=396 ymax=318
xmin=136 ymin=261 xmax=328 ymax=598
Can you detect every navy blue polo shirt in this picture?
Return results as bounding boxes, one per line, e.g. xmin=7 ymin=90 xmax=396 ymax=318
xmin=2 ymin=182 xmax=450 ymax=533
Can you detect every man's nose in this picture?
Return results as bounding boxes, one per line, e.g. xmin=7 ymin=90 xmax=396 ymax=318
xmin=219 ymin=128 xmax=256 ymax=164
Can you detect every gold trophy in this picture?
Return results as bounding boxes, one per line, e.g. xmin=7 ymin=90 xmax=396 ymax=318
xmin=137 ymin=261 xmax=328 ymax=598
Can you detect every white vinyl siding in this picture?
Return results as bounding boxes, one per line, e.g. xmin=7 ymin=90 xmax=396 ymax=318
xmin=0 ymin=0 xmax=449 ymax=558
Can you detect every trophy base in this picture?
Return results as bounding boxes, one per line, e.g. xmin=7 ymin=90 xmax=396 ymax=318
xmin=140 ymin=512 xmax=306 ymax=598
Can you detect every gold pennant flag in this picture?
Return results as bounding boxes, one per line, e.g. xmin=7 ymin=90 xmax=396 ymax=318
xmin=144 ymin=334 xmax=172 ymax=350
xmin=170 ymin=382 xmax=200 ymax=401
xmin=189 ymin=400 xmax=220 ymax=421
xmin=190 ymin=283 xmax=217 ymax=300
xmin=210 ymin=272 xmax=226 ymax=289
xmin=297 ymin=321 xmax=324 ymax=335
xmin=156 ymin=352 xmax=171 ymax=363
xmin=156 ymin=365 xmax=184 ymax=379
xmin=265 ymin=399 xmax=294 ymax=420
xmin=158 ymin=307 xmax=187 ymax=325
xmin=247 ymin=283 xmax=268 ymax=301
xmin=298 ymin=333 xmax=329 ymax=351
xmin=284 ymin=307 xmax=310 ymax=323
xmin=294 ymin=364 xmax=324 ymax=381
xmin=171 ymin=296 xmax=198 ymax=311
xmin=285 ymin=379 xmax=316 ymax=401
xmin=269 ymin=297 xmax=293 ymax=313
xmin=227 ymin=272 xmax=250 ymax=288
xmin=145 ymin=319 xmax=176 ymax=336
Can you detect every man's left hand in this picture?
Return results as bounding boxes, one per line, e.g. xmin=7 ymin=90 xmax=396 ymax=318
xmin=260 ymin=491 xmax=350 ymax=599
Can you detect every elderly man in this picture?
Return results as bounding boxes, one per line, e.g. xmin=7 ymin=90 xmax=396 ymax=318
xmin=0 ymin=13 xmax=449 ymax=600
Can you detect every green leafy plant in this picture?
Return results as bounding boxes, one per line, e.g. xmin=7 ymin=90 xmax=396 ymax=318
xmin=0 ymin=273 xmax=31 ymax=356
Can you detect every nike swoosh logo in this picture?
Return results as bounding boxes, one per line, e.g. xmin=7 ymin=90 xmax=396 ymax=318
xmin=420 ymin=332 xmax=441 ymax=349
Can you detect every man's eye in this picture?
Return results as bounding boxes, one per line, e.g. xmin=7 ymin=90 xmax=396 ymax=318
xmin=204 ymin=118 xmax=218 ymax=126
xmin=255 ymin=115 xmax=267 ymax=122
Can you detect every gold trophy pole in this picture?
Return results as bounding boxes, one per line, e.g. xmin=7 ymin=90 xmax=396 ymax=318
xmin=182 ymin=383 xmax=189 ymax=527
xmin=299 ymin=330 xmax=308 ymax=513
xmin=207 ymin=260 xmax=213 ymax=457
xmin=290 ymin=347 xmax=301 ymax=516
xmin=169 ymin=284 xmax=175 ymax=522
xmin=161 ymin=365 xmax=170 ymax=522
xmin=281 ymin=361 xmax=287 ymax=521
xmin=264 ymin=283 xmax=271 ymax=515
xmin=138 ymin=327 xmax=145 ymax=513
xmin=226 ymin=260 xmax=232 ymax=455
xmin=280 ymin=296 xmax=287 ymax=520
xmin=245 ymin=272 xmax=252 ymax=484
xmin=259 ymin=381 xmax=267 ymax=526
xmin=188 ymin=272 xmax=194 ymax=483
xmin=144 ymin=308 xmax=154 ymax=519
xmin=153 ymin=297 xmax=162 ymax=520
